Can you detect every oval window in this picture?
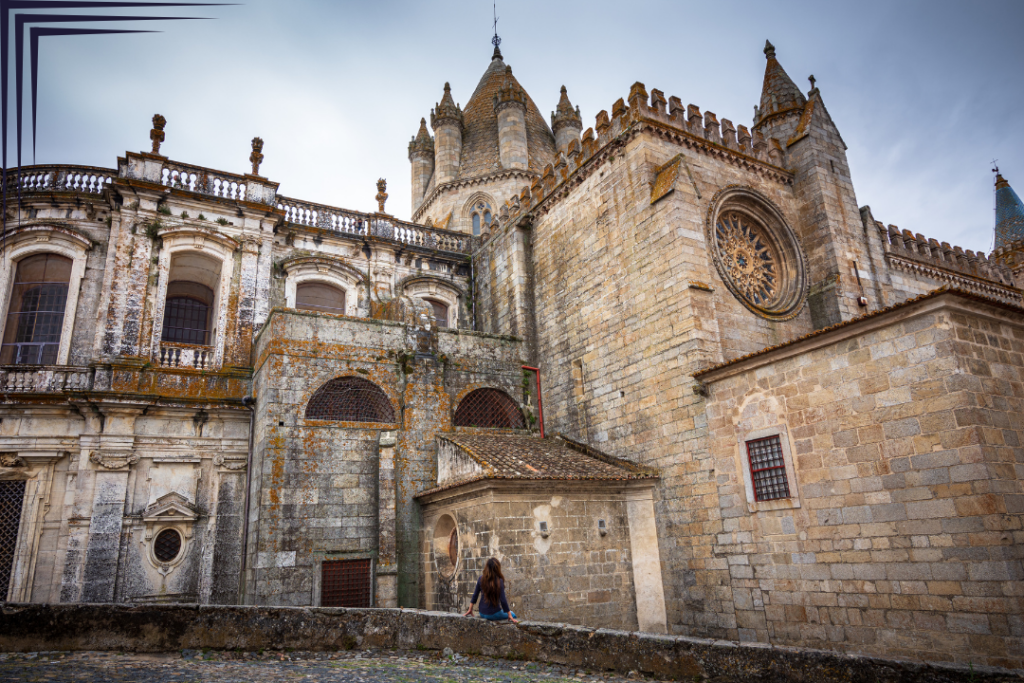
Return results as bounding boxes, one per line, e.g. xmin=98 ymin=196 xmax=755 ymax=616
xmin=154 ymin=528 xmax=182 ymax=562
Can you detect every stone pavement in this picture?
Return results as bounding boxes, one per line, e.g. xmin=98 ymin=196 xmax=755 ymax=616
xmin=0 ymin=650 xmax=667 ymax=682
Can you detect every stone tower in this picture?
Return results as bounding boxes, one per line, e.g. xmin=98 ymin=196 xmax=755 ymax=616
xmin=494 ymin=65 xmax=529 ymax=170
xmin=430 ymin=83 xmax=464 ymax=186
xmin=410 ymin=45 xmax=556 ymax=233
xmin=753 ymin=40 xmax=884 ymax=328
xmin=551 ymin=86 xmax=583 ymax=154
xmin=408 ymin=118 xmax=434 ymax=214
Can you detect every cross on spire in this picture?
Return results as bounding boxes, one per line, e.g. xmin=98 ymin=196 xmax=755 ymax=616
xmin=492 ymin=1 xmax=502 ymax=59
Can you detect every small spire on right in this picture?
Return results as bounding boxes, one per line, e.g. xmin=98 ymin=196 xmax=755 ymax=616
xmin=994 ymin=170 xmax=1024 ymax=248
xmin=755 ymin=39 xmax=806 ymax=125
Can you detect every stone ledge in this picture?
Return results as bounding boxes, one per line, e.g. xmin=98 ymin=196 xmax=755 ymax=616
xmin=0 ymin=604 xmax=1019 ymax=682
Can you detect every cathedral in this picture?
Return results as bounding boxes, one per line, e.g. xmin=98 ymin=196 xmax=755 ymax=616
xmin=0 ymin=38 xmax=1021 ymax=670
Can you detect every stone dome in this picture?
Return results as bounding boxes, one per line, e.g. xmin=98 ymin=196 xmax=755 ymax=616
xmin=457 ymin=53 xmax=557 ymax=180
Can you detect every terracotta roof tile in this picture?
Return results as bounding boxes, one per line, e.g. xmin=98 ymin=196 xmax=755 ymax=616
xmin=416 ymin=433 xmax=657 ymax=497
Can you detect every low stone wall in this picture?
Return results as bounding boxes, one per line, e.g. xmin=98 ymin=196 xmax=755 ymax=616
xmin=1 ymin=604 xmax=1019 ymax=682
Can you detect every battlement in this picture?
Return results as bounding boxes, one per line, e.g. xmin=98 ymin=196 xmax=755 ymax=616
xmin=873 ymin=218 xmax=1018 ymax=293
xmin=485 ymin=81 xmax=791 ymax=233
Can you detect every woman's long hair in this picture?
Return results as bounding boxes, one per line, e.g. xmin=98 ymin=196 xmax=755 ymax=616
xmin=480 ymin=557 xmax=504 ymax=607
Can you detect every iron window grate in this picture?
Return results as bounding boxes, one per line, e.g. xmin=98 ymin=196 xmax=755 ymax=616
xmin=154 ymin=528 xmax=182 ymax=563
xmin=305 ymin=377 xmax=396 ymax=423
xmin=454 ymin=388 xmax=526 ymax=429
xmin=162 ymin=296 xmax=211 ymax=345
xmin=321 ymin=558 xmax=371 ymax=607
xmin=0 ymin=480 xmax=26 ymax=600
xmin=747 ymin=435 xmax=790 ymax=501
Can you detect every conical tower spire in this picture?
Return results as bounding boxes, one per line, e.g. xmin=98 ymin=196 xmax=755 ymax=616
xmin=551 ymin=85 xmax=582 ymax=154
xmin=995 ymin=172 xmax=1024 ymax=248
xmin=756 ymin=40 xmax=806 ymax=125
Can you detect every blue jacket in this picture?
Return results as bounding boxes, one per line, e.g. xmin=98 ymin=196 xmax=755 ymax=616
xmin=470 ymin=577 xmax=509 ymax=615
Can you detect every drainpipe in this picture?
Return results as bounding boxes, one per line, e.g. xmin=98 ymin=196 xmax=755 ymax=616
xmin=238 ymin=395 xmax=256 ymax=604
xmin=521 ymin=365 xmax=544 ymax=438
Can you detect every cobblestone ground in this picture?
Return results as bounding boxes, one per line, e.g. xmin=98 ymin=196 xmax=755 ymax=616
xmin=0 ymin=650 xmax=670 ymax=682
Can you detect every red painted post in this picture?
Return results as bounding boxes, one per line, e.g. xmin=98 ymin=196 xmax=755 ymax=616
xmin=521 ymin=365 xmax=544 ymax=438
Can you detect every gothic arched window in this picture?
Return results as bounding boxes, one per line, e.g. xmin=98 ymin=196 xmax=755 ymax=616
xmin=305 ymin=376 xmax=396 ymax=423
xmin=470 ymin=201 xmax=492 ymax=237
xmin=453 ymin=388 xmax=525 ymax=429
xmin=1 ymin=254 xmax=72 ymax=365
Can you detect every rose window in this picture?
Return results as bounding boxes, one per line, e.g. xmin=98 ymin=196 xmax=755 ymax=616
xmin=716 ymin=212 xmax=777 ymax=307
xmin=707 ymin=188 xmax=807 ymax=320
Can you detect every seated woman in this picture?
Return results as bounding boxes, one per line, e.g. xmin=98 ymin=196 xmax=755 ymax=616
xmin=463 ymin=557 xmax=519 ymax=623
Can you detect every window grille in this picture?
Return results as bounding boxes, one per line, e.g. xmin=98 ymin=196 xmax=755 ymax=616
xmin=746 ymin=435 xmax=790 ymax=501
xmin=305 ymin=377 xmax=396 ymax=423
xmin=321 ymin=558 xmax=371 ymax=607
xmin=296 ymin=283 xmax=346 ymax=315
xmin=0 ymin=480 xmax=26 ymax=599
xmin=154 ymin=528 xmax=182 ymax=562
xmin=162 ymin=296 xmax=210 ymax=345
xmin=426 ymin=299 xmax=448 ymax=328
xmin=1 ymin=254 xmax=72 ymax=365
xmin=453 ymin=388 xmax=525 ymax=429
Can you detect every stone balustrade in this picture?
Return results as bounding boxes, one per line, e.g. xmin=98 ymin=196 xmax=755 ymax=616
xmin=158 ymin=343 xmax=214 ymax=371
xmin=3 ymin=165 xmax=114 ymax=195
xmin=159 ymin=161 xmax=252 ymax=202
xmin=0 ymin=365 xmax=93 ymax=393
xmin=277 ymin=195 xmax=470 ymax=254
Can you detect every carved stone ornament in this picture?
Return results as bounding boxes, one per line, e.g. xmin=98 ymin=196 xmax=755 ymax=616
xmin=376 ymin=178 xmax=389 ymax=214
xmin=150 ymin=114 xmax=167 ymax=155
xmin=250 ymin=136 xmax=265 ymax=176
xmin=89 ymin=450 xmax=140 ymax=470
xmin=0 ymin=453 xmax=25 ymax=467
xmin=707 ymin=187 xmax=807 ymax=320
xmin=212 ymin=454 xmax=247 ymax=470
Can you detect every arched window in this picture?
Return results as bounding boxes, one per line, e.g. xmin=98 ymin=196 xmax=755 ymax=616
xmin=162 ymin=282 xmax=214 ymax=345
xmin=470 ymin=201 xmax=492 ymax=237
xmin=1 ymin=254 xmax=72 ymax=365
xmin=306 ymin=376 xmax=395 ymax=423
xmin=453 ymin=388 xmax=525 ymax=429
xmin=296 ymin=282 xmax=346 ymax=315
xmin=426 ymin=299 xmax=449 ymax=329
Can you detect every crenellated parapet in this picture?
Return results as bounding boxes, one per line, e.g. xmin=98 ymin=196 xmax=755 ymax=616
xmin=481 ymin=80 xmax=794 ymax=236
xmin=874 ymin=220 xmax=1021 ymax=301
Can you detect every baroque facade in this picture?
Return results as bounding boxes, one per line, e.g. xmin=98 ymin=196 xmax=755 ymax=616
xmin=0 ymin=40 xmax=1022 ymax=670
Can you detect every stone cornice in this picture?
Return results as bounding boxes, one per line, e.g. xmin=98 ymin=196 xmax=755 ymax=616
xmin=887 ymin=255 xmax=1022 ymax=302
xmin=413 ymin=169 xmax=538 ymax=223
xmin=694 ymin=288 xmax=1024 ymax=383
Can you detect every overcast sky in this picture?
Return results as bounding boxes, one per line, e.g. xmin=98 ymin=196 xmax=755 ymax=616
xmin=9 ymin=0 xmax=1024 ymax=253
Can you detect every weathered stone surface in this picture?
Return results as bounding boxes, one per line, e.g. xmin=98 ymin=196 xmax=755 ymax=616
xmin=2 ymin=604 xmax=1021 ymax=683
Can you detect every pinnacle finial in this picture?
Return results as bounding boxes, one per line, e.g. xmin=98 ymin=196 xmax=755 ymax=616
xmin=149 ymin=114 xmax=166 ymax=155
xmin=376 ymin=178 xmax=388 ymax=214
xmin=249 ymin=136 xmax=264 ymax=176
xmin=764 ymin=40 xmax=776 ymax=59
xmin=808 ymin=74 xmax=816 ymax=93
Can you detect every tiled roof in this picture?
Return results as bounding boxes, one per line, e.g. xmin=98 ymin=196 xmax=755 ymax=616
xmin=457 ymin=55 xmax=557 ymax=180
xmin=693 ymin=286 xmax=1024 ymax=379
xmin=416 ymin=433 xmax=657 ymax=498
xmin=995 ymin=173 xmax=1024 ymax=248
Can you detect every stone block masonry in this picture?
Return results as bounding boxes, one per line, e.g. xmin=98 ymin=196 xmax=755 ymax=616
xmin=695 ymin=290 xmax=1024 ymax=670
xmin=1 ymin=604 xmax=1020 ymax=682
